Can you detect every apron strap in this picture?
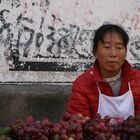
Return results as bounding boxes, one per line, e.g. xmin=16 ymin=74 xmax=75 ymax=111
xmin=96 ymin=82 xmax=101 ymax=94
xmin=128 ymin=82 xmax=131 ymax=90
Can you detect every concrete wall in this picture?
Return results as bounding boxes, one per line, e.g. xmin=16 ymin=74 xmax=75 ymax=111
xmin=0 ymin=83 xmax=72 ymax=127
xmin=0 ymin=0 xmax=140 ymax=126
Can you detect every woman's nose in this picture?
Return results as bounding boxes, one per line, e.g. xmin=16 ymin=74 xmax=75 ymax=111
xmin=110 ymin=47 xmax=117 ymax=57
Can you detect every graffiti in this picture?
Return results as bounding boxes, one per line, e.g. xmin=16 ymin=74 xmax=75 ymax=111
xmin=0 ymin=9 xmax=94 ymax=71
xmin=57 ymin=27 xmax=73 ymax=58
xmin=45 ymin=25 xmax=94 ymax=60
xmin=1 ymin=5 xmax=140 ymax=71
xmin=11 ymin=0 xmax=21 ymax=8
xmin=0 ymin=9 xmax=12 ymax=60
xmin=39 ymin=17 xmax=44 ymax=31
xmin=129 ymin=36 xmax=140 ymax=60
xmin=13 ymin=13 xmax=35 ymax=58
xmin=36 ymin=33 xmax=44 ymax=48
xmin=46 ymin=26 xmax=56 ymax=55
xmin=45 ymin=0 xmax=50 ymax=8
xmin=131 ymin=15 xmax=140 ymax=30
xmin=77 ymin=29 xmax=93 ymax=58
xmin=120 ymin=13 xmax=140 ymax=30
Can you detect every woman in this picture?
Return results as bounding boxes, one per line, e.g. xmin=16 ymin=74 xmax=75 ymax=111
xmin=67 ymin=24 xmax=140 ymax=119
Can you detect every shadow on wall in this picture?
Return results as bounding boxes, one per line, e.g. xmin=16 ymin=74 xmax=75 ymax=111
xmin=0 ymin=83 xmax=71 ymax=127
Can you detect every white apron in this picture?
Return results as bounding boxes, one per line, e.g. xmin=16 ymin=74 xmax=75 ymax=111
xmin=97 ymin=82 xmax=135 ymax=119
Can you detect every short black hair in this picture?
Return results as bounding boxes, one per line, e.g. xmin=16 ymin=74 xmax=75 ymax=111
xmin=93 ymin=24 xmax=129 ymax=54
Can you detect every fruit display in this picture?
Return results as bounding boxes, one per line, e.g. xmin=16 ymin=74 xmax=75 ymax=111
xmin=0 ymin=113 xmax=140 ymax=140
xmin=7 ymin=116 xmax=52 ymax=140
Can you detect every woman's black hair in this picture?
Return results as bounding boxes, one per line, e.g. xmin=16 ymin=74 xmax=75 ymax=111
xmin=93 ymin=24 xmax=129 ymax=55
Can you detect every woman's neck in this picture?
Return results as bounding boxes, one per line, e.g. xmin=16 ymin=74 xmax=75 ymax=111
xmin=100 ymin=69 xmax=121 ymax=78
xmin=104 ymin=70 xmax=122 ymax=82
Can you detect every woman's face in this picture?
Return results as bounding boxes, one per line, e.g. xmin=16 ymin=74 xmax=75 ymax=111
xmin=95 ymin=31 xmax=127 ymax=78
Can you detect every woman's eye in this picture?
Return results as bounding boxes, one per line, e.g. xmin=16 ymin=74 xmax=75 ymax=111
xmin=116 ymin=45 xmax=123 ymax=49
xmin=104 ymin=45 xmax=110 ymax=48
xmin=117 ymin=47 xmax=122 ymax=49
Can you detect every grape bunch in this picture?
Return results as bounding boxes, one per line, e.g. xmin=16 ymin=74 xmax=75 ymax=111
xmin=5 ymin=113 xmax=140 ymax=140
xmin=50 ymin=112 xmax=89 ymax=140
xmin=83 ymin=113 xmax=123 ymax=140
xmin=8 ymin=115 xmax=53 ymax=140
xmin=117 ymin=115 xmax=140 ymax=140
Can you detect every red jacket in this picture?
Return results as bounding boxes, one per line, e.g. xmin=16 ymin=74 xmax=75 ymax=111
xmin=67 ymin=60 xmax=140 ymax=118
